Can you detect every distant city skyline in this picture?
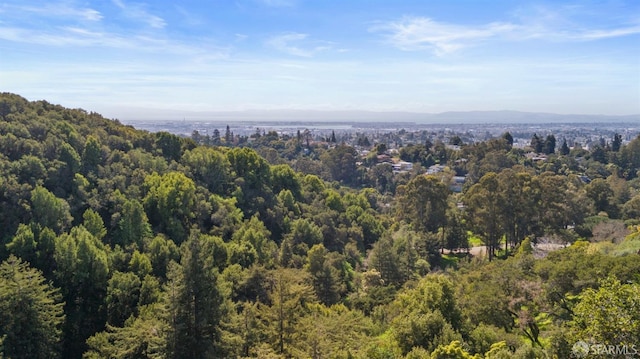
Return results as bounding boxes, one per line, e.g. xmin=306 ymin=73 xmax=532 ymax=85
xmin=1 ymin=0 xmax=639 ymax=121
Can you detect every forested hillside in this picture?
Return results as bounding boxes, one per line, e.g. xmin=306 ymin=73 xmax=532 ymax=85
xmin=0 ymin=92 xmax=639 ymax=359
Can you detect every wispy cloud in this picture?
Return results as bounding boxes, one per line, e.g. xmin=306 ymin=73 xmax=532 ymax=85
xmin=575 ymin=26 xmax=640 ymax=40
xmin=266 ymin=32 xmax=332 ymax=57
xmin=0 ymin=2 xmax=231 ymax=61
xmin=510 ymin=4 xmax=640 ymax=42
xmin=372 ymin=17 xmax=516 ymax=55
xmin=0 ymin=24 xmax=229 ymax=59
xmin=112 ymin=0 xmax=166 ymax=29
xmin=0 ymin=26 xmax=124 ymax=47
xmin=1 ymin=3 xmax=102 ymax=22
xmin=373 ymin=11 xmax=640 ymax=55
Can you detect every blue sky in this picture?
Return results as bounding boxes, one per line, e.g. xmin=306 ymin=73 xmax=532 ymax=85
xmin=1 ymin=0 xmax=639 ymax=120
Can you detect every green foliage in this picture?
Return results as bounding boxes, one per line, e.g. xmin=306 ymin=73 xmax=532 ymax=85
xmin=81 ymin=135 xmax=102 ymax=174
xmin=0 ymin=256 xmax=65 ymax=359
xmin=55 ymin=142 xmax=81 ymax=194
xmin=586 ymin=178 xmax=616 ymax=216
xmin=259 ymin=268 xmax=316 ymax=356
xmin=278 ymin=188 xmax=300 ymax=216
xmin=1 ymin=94 xmax=640 ymax=358
xmin=483 ymin=341 xmax=511 ymax=359
xmin=392 ymin=310 xmax=461 ymax=355
xmin=622 ymin=193 xmax=640 ymax=220
xmin=458 ymin=269 xmax=515 ymax=332
xmin=210 ymin=194 xmax=243 ymax=240
xmin=408 ymin=275 xmax=461 ymax=327
xmin=84 ymin=303 xmax=168 ymax=359
xmin=271 ymin=164 xmax=302 ymax=199
xmin=399 ymin=143 xmax=436 ymax=168
xmin=610 ymin=228 xmax=640 ymax=256
xmin=30 ymin=185 xmax=73 ymax=234
xmin=305 ymin=244 xmax=343 ymax=305
xmin=367 ymin=232 xmax=404 ymax=286
xmin=396 ymin=175 xmax=448 ymax=234
xmin=464 ymin=173 xmax=502 ymax=260
xmin=467 ymin=324 xmax=512 ymax=356
xmin=138 ymin=275 xmax=161 ymax=307
xmin=363 ymin=331 xmax=403 ymax=359
xmin=154 ymin=131 xmax=183 ymax=161
xmin=165 ymin=233 xmax=224 ymax=358
xmin=15 ymin=154 xmax=46 ymax=185
xmin=232 ymin=216 xmax=276 ymax=268
xmin=182 ymin=146 xmax=231 ymax=194
xmin=291 ymin=217 xmax=324 ymax=247
xmin=6 ymin=223 xmax=37 ymax=265
xmin=116 ymin=199 xmax=151 ymax=248
xmin=325 ymin=190 xmax=345 ymax=212
xmin=571 ymin=277 xmax=640 ymax=346
xmin=380 ymin=274 xmax=464 ymax=355
xmin=440 ymin=201 xmax=468 ymax=254
xmin=292 ymin=303 xmax=374 ymax=358
xmin=227 ymin=147 xmax=273 ymax=216
xmin=321 ymin=144 xmax=359 ymax=184
xmin=143 ymin=171 xmax=196 ymax=243
xmin=54 ymin=225 xmax=110 ymax=357
xmin=129 ymin=250 xmax=152 ymax=279
xmin=429 ymin=340 xmax=477 ymax=359
xmin=82 ymin=208 xmax=106 ymax=241
xmin=355 ymin=209 xmax=385 ymax=249
xmin=147 ymin=235 xmax=180 ymax=279
xmin=106 ymin=271 xmax=141 ymax=326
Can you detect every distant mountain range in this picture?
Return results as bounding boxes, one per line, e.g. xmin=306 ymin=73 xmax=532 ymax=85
xmin=113 ymin=107 xmax=640 ymax=124
xmin=422 ymin=110 xmax=640 ymax=124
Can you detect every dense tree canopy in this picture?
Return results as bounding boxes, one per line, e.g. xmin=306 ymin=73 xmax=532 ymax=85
xmin=0 ymin=93 xmax=638 ymax=358
xmin=0 ymin=256 xmax=64 ymax=359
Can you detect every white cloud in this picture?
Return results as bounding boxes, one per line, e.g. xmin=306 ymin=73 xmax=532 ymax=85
xmin=0 ymin=25 xmax=106 ymax=47
xmin=1 ymin=3 xmax=102 ymax=22
xmin=0 ymin=24 xmax=229 ymax=58
xmin=373 ymin=13 xmax=640 ymax=55
xmin=69 ymin=7 xmax=102 ymax=22
xmin=372 ymin=17 xmax=517 ymax=55
xmin=112 ymin=0 xmax=166 ymax=29
xmin=509 ymin=4 xmax=640 ymax=41
xmin=0 ymin=2 xmax=230 ymax=60
xmin=266 ymin=32 xmax=332 ymax=57
xmin=568 ymin=25 xmax=640 ymax=41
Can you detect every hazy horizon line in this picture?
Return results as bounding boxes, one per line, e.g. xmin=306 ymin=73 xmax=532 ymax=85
xmin=110 ymin=107 xmax=640 ymax=124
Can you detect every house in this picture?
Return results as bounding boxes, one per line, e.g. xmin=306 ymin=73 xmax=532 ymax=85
xmin=392 ymin=161 xmax=413 ymax=173
xmin=525 ymin=152 xmax=547 ymax=162
xmin=450 ymin=176 xmax=466 ymax=193
xmin=427 ymin=164 xmax=446 ymax=175
xmin=377 ymin=154 xmax=393 ymax=163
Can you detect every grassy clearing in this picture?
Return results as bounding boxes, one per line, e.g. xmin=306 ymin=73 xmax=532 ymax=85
xmin=467 ymin=231 xmax=483 ymax=247
xmin=440 ymin=252 xmax=471 ymax=269
xmin=575 ymin=227 xmax=640 ymax=256
xmin=611 ymin=230 xmax=640 ymax=256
